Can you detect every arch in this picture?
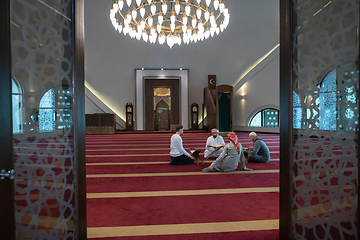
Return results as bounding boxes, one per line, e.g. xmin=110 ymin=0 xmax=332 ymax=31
xmin=39 ymin=89 xmax=56 ymax=132
xmin=32 ymin=86 xmax=73 ymax=132
xmin=155 ymin=99 xmax=170 ymax=131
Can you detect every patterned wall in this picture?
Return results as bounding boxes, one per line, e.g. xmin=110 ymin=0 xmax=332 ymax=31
xmin=291 ymin=0 xmax=358 ymax=239
xmin=11 ymin=0 xmax=76 ymax=239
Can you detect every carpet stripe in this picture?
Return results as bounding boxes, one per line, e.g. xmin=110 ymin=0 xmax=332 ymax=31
xmin=86 ymin=162 xmax=279 ymax=174
xmin=86 ymin=146 xmax=280 ymax=151
xmin=87 ymin=219 xmax=279 ymax=238
xmin=86 ymin=151 xmax=280 ymax=157
xmin=85 ymin=141 xmax=279 ymax=146
xmin=86 ymin=159 xmax=280 ymax=165
xmin=86 ymin=169 xmax=279 ymax=178
xmin=87 ymin=187 xmax=279 ymax=198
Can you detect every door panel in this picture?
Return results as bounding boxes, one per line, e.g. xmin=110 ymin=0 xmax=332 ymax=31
xmin=218 ymin=93 xmax=231 ymax=132
xmin=11 ymin=0 xmax=77 ymax=238
xmin=0 ymin=0 xmax=86 ymax=239
xmin=144 ymin=79 xmax=179 ymax=131
xmin=0 ymin=0 xmax=16 ymax=239
xmin=280 ymin=0 xmax=359 ymax=239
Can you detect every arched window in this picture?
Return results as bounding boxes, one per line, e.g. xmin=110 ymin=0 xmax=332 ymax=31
xmin=36 ymin=87 xmax=73 ymax=132
xmin=12 ymin=79 xmax=23 ymax=134
xmin=293 ymin=64 xmax=358 ymax=131
xmin=249 ymin=108 xmax=279 ymax=127
xmin=39 ymin=89 xmax=56 ymax=132
xmin=318 ymin=69 xmax=337 ymax=130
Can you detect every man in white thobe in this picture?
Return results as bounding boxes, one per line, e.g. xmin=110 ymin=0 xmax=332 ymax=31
xmin=204 ymin=128 xmax=225 ymax=158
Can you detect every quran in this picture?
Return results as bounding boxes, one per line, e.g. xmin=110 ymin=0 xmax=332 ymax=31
xmin=209 ymin=145 xmax=223 ymax=149
xmin=190 ymin=148 xmax=203 ymax=164
xmin=206 ymin=145 xmax=224 ymax=159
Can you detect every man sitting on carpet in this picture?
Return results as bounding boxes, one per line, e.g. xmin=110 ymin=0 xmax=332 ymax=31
xmin=244 ymin=132 xmax=270 ymax=163
xmin=204 ymin=128 xmax=225 ymax=158
xmin=202 ymin=132 xmax=252 ymax=173
xmin=169 ymin=125 xmax=195 ymax=165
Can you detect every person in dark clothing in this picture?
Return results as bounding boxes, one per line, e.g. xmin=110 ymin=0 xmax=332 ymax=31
xmin=244 ymin=132 xmax=270 ymax=163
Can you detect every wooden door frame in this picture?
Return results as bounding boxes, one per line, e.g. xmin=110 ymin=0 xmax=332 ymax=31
xmin=135 ymin=69 xmax=189 ymax=130
xmin=279 ymin=0 xmax=293 ymax=239
xmin=73 ymin=0 xmax=87 ymax=238
xmin=0 ymin=0 xmax=87 ymax=238
xmin=0 ymin=0 xmax=15 ymax=238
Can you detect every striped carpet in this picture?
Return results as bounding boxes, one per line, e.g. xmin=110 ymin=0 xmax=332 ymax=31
xmin=86 ymin=132 xmax=280 ymax=239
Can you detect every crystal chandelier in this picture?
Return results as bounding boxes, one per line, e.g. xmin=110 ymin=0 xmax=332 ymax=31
xmin=109 ymin=0 xmax=230 ymax=49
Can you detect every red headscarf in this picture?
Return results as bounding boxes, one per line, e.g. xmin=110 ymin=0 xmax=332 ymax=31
xmin=228 ymin=132 xmax=240 ymax=153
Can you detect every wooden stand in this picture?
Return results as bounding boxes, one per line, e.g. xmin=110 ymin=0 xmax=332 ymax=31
xmin=85 ymin=113 xmax=116 ymax=134
xmin=190 ymin=149 xmax=203 ymax=164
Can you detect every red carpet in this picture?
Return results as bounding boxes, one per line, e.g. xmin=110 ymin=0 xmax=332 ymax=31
xmin=87 ymin=192 xmax=279 ymax=227
xmin=86 ymin=173 xmax=279 ymax=193
xmin=86 ymin=132 xmax=280 ymax=239
xmin=86 ymin=161 xmax=280 ymax=174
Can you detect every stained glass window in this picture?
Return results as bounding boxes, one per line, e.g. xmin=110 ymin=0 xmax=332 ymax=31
xmin=293 ymin=91 xmax=301 ymax=129
xmin=12 ymin=79 xmax=23 ymax=134
xmin=249 ymin=112 xmax=261 ymax=127
xmin=56 ymin=88 xmax=73 ymax=130
xmin=319 ymin=69 xmax=337 ymax=130
xmin=248 ymin=108 xmax=279 ymax=127
xmin=39 ymin=89 xmax=56 ymax=131
xmin=294 ymin=66 xmax=358 ymax=131
xmin=37 ymin=87 xmax=73 ymax=132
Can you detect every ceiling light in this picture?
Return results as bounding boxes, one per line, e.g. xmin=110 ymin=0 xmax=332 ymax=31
xmin=109 ymin=0 xmax=230 ymax=49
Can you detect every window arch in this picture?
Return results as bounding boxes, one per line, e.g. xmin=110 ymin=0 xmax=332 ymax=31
xmin=12 ymin=78 xmax=23 ymax=134
xmin=318 ymin=68 xmax=337 ymax=130
xmin=248 ymin=108 xmax=279 ymax=127
xmin=292 ymin=64 xmax=358 ymax=131
xmin=39 ymin=89 xmax=56 ymax=132
xmin=34 ymin=86 xmax=73 ymax=132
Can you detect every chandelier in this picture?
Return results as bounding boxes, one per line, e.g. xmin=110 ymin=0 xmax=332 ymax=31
xmin=109 ymin=0 xmax=230 ymax=48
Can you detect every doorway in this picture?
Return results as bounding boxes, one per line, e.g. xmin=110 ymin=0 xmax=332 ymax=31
xmin=144 ymin=79 xmax=179 ymax=131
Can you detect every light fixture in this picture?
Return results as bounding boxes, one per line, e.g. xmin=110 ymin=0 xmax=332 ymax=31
xmin=110 ymin=0 xmax=230 ymax=49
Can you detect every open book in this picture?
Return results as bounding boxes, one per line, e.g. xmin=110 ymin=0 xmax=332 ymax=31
xmin=189 ymin=148 xmax=203 ymax=164
xmin=190 ymin=149 xmax=198 ymax=154
xmin=209 ymin=145 xmax=224 ymax=149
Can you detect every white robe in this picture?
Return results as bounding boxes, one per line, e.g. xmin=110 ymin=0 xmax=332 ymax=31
xmin=204 ymin=135 xmax=225 ymax=158
xmin=211 ymin=142 xmax=246 ymax=172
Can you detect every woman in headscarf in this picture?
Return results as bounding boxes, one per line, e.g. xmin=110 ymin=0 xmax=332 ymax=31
xmin=202 ymin=132 xmax=252 ymax=173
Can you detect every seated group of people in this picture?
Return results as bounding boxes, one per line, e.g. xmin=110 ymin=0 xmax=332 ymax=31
xmin=169 ymin=125 xmax=270 ymax=173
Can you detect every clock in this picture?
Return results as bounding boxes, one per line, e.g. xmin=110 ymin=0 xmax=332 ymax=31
xmin=126 ymin=102 xmax=134 ymax=131
xmin=191 ymin=102 xmax=198 ymax=130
